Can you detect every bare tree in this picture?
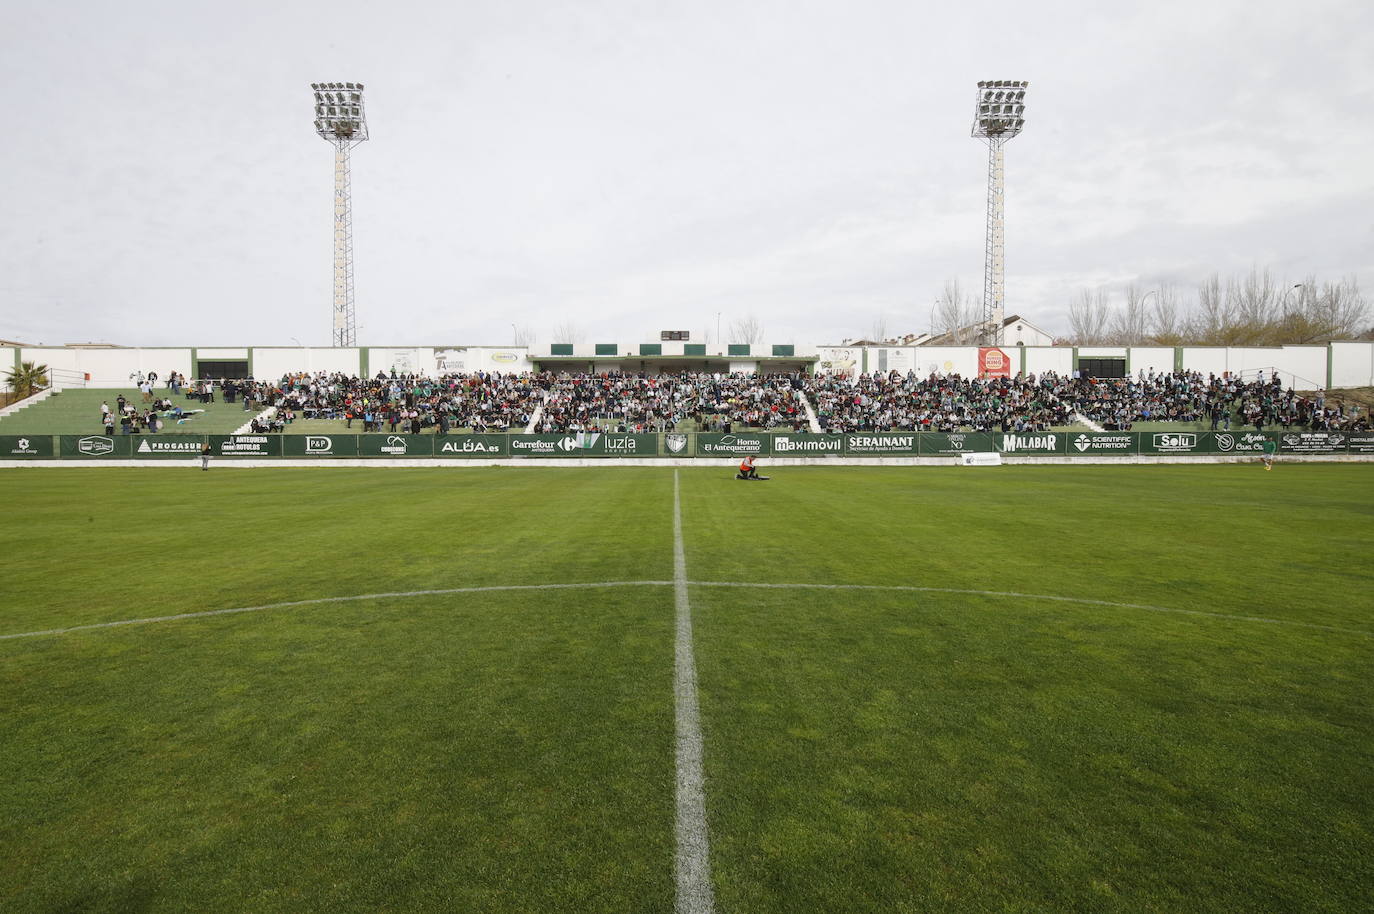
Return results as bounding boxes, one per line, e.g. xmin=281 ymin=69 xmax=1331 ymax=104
xmin=550 ymin=322 xmax=584 ymax=344
xmin=1290 ymin=276 xmax=1371 ymax=343
xmin=935 ymin=279 xmax=980 ymax=343
xmin=512 ymin=324 xmax=536 ymax=347
xmin=1109 ymin=284 xmax=1150 ymax=345
xmin=870 ymin=314 xmax=888 ymax=344
xmin=1149 ymin=282 xmax=1183 ymax=343
xmin=1067 ymin=288 xmax=1111 ymax=344
xmin=1191 ymin=274 xmax=1231 ymax=343
xmin=728 ymin=314 xmax=764 ymax=344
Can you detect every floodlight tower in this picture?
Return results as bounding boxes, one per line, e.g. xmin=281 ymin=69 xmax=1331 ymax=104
xmin=971 ymin=80 xmax=1028 ymax=345
xmin=311 ymin=82 xmax=369 ymax=347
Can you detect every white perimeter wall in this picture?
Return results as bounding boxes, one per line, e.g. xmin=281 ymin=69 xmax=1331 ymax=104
xmin=254 ymin=347 xmax=361 ymax=379
xmin=1025 ymin=347 xmax=1074 ymax=376
xmin=1129 ymin=347 xmax=1174 ymax=374
xmin=20 ymin=347 xmax=193 ymax=387
xmin=1181 ymin=346 xmax=1328 ymax=389
xmin=1331 ymin=342 xmax=1374 ymax=388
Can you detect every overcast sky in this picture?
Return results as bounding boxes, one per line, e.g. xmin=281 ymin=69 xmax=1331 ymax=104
xmin=2 ymin=0 xmax=1371 ymax=348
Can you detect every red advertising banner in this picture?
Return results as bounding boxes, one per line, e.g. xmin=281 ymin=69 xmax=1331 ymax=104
xmin=979 ymin=347 xmax=1012 ymax=378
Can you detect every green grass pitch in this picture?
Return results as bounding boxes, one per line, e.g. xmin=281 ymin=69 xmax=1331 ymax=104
xmin=1 ymin=465 xmax=1371 ymax=912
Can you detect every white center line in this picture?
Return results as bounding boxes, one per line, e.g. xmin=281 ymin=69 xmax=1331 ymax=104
xmin=674 ymin=470 xmax=715 ymax=914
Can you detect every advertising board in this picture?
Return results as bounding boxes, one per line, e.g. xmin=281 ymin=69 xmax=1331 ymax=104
xmin=1346 ymin=433 xmax=1374 ymax=455
xmin=508 ymin=433 xmax=659 ymax=457
xmin=210 ymin=435 xmax=282 ymax=458
xmin=1 ymin=435 xmax=54 ymax=458
xmin=132 ymin=435 xmax=206 ymax=459
xmin=695 ymin=433 xmax=770 ymax=457
xmin=357 ymin=434 xmax=433 ymax=457
xmin=1066 ymin=432 xmax=1136 ymax=455
xmin=771 ymin=434 xmax=843 ymax=456
xmin=996 ymin=432 xmax=1066 ymax=455
xmin=919 ymin=432 xmax=996 ymax=456
xmin=1277 ymin=431 xmax=1347 ymax=454
xmin=843 ymin=433 xmax=919 ymax=455
xmin=1138 ymin=431 xmax=1209 ymax=455
xmin=434 ymin=435 xmax=508 ymax=458
xmin=282 ymin=435 xmax=360 ymax=457
xmin=60 ymin=435 xmax=133 ymax=458
xmin=1211 ymin=431 xmax=1273 ymax=455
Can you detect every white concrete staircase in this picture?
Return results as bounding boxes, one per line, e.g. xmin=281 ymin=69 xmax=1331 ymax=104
xmin=0 ymin=388 xmax=57 ymax=420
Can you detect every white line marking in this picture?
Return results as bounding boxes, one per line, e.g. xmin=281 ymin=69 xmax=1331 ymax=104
xmin=688 ymin=581 xmax=1374 ymax=637
xmin=0 ymin=582 xmax=671 ymax=641
xmin=674 ymin=470 xmax=715 ymax=914
xmin=3 ymin=580 xmax=1367 ymax=644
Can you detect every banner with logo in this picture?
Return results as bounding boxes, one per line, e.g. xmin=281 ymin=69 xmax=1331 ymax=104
xmin=978 ymin=347 xmax=1012 ymax=379
xmin=995 ymin=432 xmax=1066 ymax=455
xmin=1345 ymin=433 xmax=1374 ymax=455
xmin=1 ymin=435 xmax=54 ymax=458
xmin=919 ymin=432 xmax=996 ymax=456
xmin=60 ymin=435 xmax=133 ymax=458
xmin=771 ymin=434 xmax=843 ymax=456
xmin=1065 ymin=432 xmax=1137 ymax=455
xmin=210 ymin=435 xmax=283 ymax=458
xmin=357 ymin=434 xmax=433 ymax=458
xmin=435 ymin=435 xmax=508 ymax=458
xmin=132 ymin=435 xmax=207 ymax=459
xmin=1277 ymin=431 xmax=1348 ymax=454
xmin=694 ymin=433 xmax=770 ymax=457
xmin=1138 ymin=431 xmax=1210 ymax=455
xmin=508 ymin=432 xmax=658 ymax=457
xmin=1211 ymin=431 xmax=1274 ymax=455
xmin=282 ymin=435 xmax=360 ymax=457
xmin=843 ymin=433 xmax=919 ymax=455
xmin=663 ymin=433 xmax=692 ymax=457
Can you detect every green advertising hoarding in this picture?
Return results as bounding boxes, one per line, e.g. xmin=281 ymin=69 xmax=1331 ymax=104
xmin=282 ymin=434 xmax=360 ymax=457
xmin=60 ymin=434 xmax=133 ymax=458
xmin=1277 ymin=431 xmax=1348 ymax=454
xmin=210 ymin=435 xmax=283 ymax=458
xmin=1064 ymin=432 xmax=1137 ymax=455
xmin=919 ymin=432 xmax=996 ymax=456
xmin=434 ymin=435 xmax=508 ymax=458
xmin=1138 ymin=431 xmax=1211 ymax=455
xmin=1346 ymin=433 xmax=1374 ymax=455
xmin=1210 ymin=431 xmax=1274 ymax=455
xmin=843 ymin=433 xmax=919 ymax=455
xmin=1 ymin=435 xmax=54 ymax=458
xmin=996 ymin=431 xmax=1068 ymax=455
xmin=357 ymin=434 xmax=433 ymax=457
xmin=508 ymin=432 xmax=659 ymax=458
xmin=695 ymin=433 xmax=770 ymax=457
xmin=131 ymin=435 xmax=207 ymax=459
xmin=770 ymin=433 xmax=843 ymax=456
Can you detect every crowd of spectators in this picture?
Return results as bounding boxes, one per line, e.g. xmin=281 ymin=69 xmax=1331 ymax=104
xmin=534 ymin=372 xmax=809 ymax=433
xmin=96 ymin=367 xmax=1367 ymax=435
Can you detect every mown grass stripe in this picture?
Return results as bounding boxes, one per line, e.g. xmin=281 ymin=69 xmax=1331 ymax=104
xmin=688 ymin=581 xmax=1374 ymax=637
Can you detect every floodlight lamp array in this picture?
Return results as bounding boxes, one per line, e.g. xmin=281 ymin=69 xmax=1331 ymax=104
xmin=972 ymin=79 xmax=1028 ymax=140
xmin=311 ymin=81 xmax=368 ymax=142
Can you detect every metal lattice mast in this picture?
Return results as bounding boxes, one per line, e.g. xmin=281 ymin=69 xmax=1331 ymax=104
xmin=972 ymin=80 xmax=1028 ymax=346
xmin=332 ymin=143 xmax=356 ymax=347
xmin=312 ymin=82 xmax=369 ymax=347
xmin=983 ymin=139 xmax=1005 ymax=342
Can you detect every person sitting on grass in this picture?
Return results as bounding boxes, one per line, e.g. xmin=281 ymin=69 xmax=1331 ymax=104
xmin=737 ymin=455 xmax=761 ymax=480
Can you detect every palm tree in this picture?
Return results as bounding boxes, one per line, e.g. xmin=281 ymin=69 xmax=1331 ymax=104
xmin=4 ymin=361 xmax=50 ymax=399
